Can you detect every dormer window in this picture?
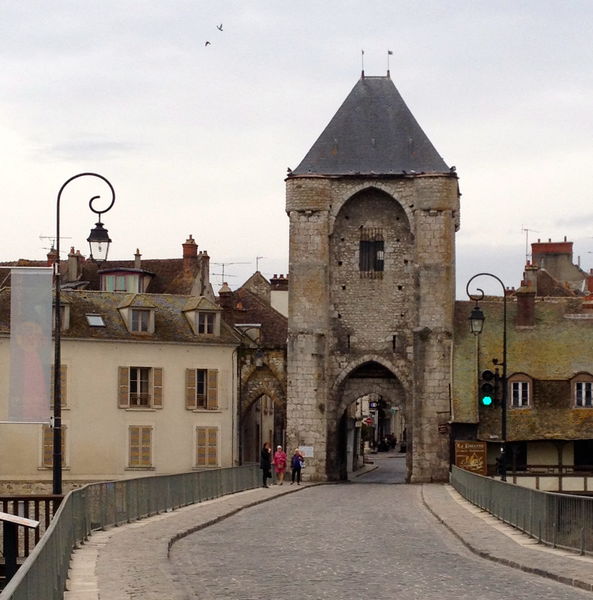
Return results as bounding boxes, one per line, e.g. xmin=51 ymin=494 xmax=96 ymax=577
xmin=131 ymin=309 xmax=150 ymax=333
xmin=198 ymin=312 xmax=215 ymax=334
xmin=118 ymin=296 xmax=156 ymax=335
xmin=182 ymin=297 xmax=222 ymax=336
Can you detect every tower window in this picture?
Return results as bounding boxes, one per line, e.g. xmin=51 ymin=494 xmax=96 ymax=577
xmin=359 ymin=227 xmax=384 ymax=278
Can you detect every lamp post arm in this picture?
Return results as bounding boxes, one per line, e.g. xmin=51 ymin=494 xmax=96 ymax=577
xmin=53 ymin=173 xmax=115 ymax=496
xmin=465 ymin=271 xmax=509 ymax=482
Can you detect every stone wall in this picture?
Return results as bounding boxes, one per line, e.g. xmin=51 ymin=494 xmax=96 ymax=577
xmin=287 ymin=174 xmax=459 ymax=481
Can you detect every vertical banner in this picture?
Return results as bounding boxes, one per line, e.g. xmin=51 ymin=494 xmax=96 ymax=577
xmin=8 ymin=267 xmax=52 ymax=422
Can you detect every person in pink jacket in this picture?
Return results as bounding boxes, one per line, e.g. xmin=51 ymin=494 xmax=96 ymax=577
xmin=273 ymin=445 xmax=287 ymax=485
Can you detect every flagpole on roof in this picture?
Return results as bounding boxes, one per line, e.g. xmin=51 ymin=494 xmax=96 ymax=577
xmin=361 ymin=49 xmax=365 ymax=78
xmin=387 ymin=49 xmax=393 ymax=77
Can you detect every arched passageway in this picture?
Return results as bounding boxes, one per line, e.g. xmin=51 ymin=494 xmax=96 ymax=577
xmin=332 ymin=361 xmax=407 ymax=481
xmin=240 ymin=365 xmax=286 ymax=463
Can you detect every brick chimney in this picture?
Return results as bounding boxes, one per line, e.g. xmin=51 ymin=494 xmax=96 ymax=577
xmin=47 ymin=247 xmax=59 ymax=268
xmin=134 ymin=249 xmax=142 ymax=270
xmin=183 ymin=235 xmax=198 ymax=271
xmin=270 ymin=273 xmax=289 ymax=291
xmin=516 ymin=281 xmax=536 ymax=327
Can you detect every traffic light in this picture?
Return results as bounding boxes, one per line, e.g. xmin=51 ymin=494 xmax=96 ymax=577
xmin=479 ymin=370 xmax=495 ymax=406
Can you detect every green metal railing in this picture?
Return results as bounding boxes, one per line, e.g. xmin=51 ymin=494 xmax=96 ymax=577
xmin=1 ymin=465 xmax=259 ymax=600
xmin=451 ymin=465 xmax=593 ymax=556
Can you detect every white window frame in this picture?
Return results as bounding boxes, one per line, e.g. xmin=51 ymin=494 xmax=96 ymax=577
xmin=576 ymin=381 xmax=593 ymax=408
xmin=130 ymin=367 xmax=151 ymax=406
xmin=197 ymin=312 xmax=215 ymax=334
xmin=511 ymin=381 xmax=530 ymax=408
xmin=131 ymin=308 xmax=150 ymax=333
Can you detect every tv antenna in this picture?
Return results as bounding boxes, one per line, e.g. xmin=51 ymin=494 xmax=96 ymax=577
xmin=39 ymin=235 xmax=72 ymax=255
xmin=212 ymin=261 xmax=249 ymax=287
xmin=521 ymin=226 xmax=539 ymax=264
xmin=255 ymin=256 xmax=265 ymax=271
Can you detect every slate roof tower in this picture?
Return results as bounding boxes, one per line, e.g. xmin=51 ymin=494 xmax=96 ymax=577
xmin=286 ymin=74 xmax=460 ymax=482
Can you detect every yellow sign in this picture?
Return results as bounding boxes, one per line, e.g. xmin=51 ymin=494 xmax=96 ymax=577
xmin=455 ymin=441 xmax=487 ymax=475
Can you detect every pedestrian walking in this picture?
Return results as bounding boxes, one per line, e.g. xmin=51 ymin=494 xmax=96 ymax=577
xmin=260 ymin=442 xmax=272 ymax=488
xmin=273 ymin=445 xmax=287 ymax=485
xmin=290 ymin=448 xmax=304 ymax=485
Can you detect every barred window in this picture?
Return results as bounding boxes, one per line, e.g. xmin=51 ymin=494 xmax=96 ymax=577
xmin=359 ymin=227 xmax=384 ymax=278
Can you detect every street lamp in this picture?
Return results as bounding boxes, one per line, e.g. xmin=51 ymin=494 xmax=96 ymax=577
xmin=53 ymin=173 xmax=115 ymax=495
xmin=465 ymin=272 xmax=508 ymax=482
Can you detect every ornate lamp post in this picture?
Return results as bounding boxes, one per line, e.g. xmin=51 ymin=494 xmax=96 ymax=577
xmin=465 ymin=272 xmax=508 ymax=482
xmin=53 ymin=173 xmax=115 ymax=495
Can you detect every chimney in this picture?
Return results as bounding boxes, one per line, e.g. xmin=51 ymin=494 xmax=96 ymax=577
xmin=270 ymin=273 xmax=289 ymax=292
xmin=47 ymin=246 xmax=59 ymax=268
xmin=183 ymin=235 xmax=198 ymax=271
xmin=218 ymin=282 xmax=233 ymax=310
xmin=516 ymin=283 xmax=536 ymax=327
xmin=134 ymin=248 xmax=142 ymax=270
xmin=67 ymin=247 xmax=78 ymax=282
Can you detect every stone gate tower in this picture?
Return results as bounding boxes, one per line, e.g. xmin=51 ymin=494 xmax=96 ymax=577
xmin=285 ymin=74 xmax=460 ymax=482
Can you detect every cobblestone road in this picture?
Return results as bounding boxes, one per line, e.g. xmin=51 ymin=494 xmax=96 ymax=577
xmin=169 ymin=484 xmax=593 ymax=600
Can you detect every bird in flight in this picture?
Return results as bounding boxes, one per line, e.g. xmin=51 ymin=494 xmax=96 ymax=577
xmin=217 ymin=23 xmax=223 ymax=31
xmin=205 ymin=41 xmax=211 ymax=46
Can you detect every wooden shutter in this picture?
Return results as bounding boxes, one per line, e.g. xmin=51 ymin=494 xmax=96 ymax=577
xmin=118 ymin=367 xmax=130 ymax=408
xmin=207 ymin=427 xmax=218 ymax=466
xmin=207 ymin=369 xmax=218 ymax=410
xmin=152 ymin=368 xmax=163 ymax=408
xmin=129 ymin=426 xmax=152 ymax=467
xmin=186 ymin=369 xmax=197 ymax=409
xmin=196 ymin=427 xmax=207 ymax=466
xmin=42 ymin=424 xmax=66 ymax=468
xmin=196 ymin=427 xmax=217 ymax=467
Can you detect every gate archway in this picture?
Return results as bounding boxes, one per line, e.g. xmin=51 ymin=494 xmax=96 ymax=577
xmin=330 ymin=360 xmax=407 ymax=480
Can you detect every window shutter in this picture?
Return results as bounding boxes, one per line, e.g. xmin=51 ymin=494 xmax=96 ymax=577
xmin=118 ymin=367 xmax=130 ymax=408
xmin=152 ymin=368 xmax=163 ymax=408
xmin=42 ymin=424 xmax=66 ymax=468
xmin=186 ymin=369 xmax=197 ymax=409
xmin=207 ymin=427 xmax=218 ymax=466
xmin=129 ymin=426 xmax=152 ymax=467
xmin=207 ymin=369 xmax=218 ymax=410
xmin=196 ymin=426 xmax=207 ymax=466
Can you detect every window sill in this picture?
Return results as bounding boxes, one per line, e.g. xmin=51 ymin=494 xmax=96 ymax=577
xmin=192 ymin=465 xmax=219 ymax=470
xmin=38 ymin=466 xmax=71 ymax=471
xmin=125 ymin=466 xmax=155 ymax=471
xmin=124 ymin=407 xmax=157 ymax=412
xmin=191 ymin=408 xmax=222 ymax=413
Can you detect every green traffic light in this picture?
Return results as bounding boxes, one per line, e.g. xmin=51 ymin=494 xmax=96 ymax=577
xmin=481 ymin=395 xmax=493 ymax=406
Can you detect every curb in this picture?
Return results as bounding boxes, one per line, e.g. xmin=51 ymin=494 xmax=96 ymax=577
xmin=420 ymin=485 xmax=593 ymax=593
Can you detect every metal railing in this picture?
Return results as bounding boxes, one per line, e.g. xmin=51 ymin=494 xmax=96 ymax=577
xmin=451 ymin=465 xmax=593 ymax=556
xmin=0 ymin=496 xmax=63 ymax=560
xmin=0 ymin=465 xmax=259 ymax=600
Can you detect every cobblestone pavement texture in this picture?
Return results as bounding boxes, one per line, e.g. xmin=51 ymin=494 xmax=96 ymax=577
xmin=66 ymin=456 xmax=593 ymax=599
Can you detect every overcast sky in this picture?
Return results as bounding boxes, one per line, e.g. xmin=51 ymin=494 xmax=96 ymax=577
xmin=2 ymin=1 xmax=593 ymax=298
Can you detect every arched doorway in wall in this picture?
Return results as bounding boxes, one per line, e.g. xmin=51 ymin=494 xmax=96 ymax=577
xmin=240 ymin=366 xmax=286 ymax=463
xmin=332 ymin=361 xmax=407 ymax=481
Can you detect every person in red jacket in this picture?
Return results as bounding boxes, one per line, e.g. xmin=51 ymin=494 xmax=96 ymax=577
xmin=273 ymin=445 xmax=287 ymax=485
